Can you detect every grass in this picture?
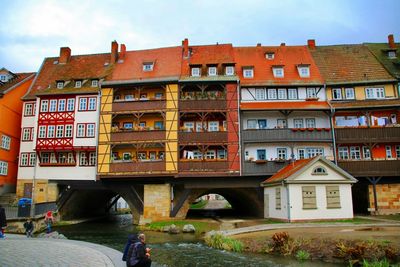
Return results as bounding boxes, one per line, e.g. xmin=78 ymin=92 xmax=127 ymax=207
xmin=190 ymin=200 xmax=208 ymax=209
xmin=142 ymin=220 xmax=219 ymax=234
xmin=373 ymin=214 xmax=400 ymax=221
xmin=296 ymin=250 xmax=310 ymax=261
xmin=205 ymin=233 xmax=244 ymax=252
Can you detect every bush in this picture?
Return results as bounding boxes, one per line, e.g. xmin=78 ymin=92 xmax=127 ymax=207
xmin=205 ymin=232 xmax=243 ymax=252
xmin=296 ymin=250 xmax=310 ymax=261
xmin=360 ymin=258 xmax=391 ymax=267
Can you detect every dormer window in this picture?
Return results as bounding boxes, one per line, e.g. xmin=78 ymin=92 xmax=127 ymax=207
xmin=91 ymin=80 xmax=99 ymax=87
xmin=388 ymin=51 xmax=396 ymax=58
xmin=143 ymin=62 xmax=154 ymax=72
xmin=0 ymin=75 xmax=7 ymax=82
xmin=208 ymin=66 xmax=217 ymax=76
xmin=297 ymin=65 xmax=310 ymax=78
xmin=272 ymin=67 xmax=284 ymax=78
xmin=75 ymin=80 xmax=82 ymax=88
xmin=265 ymin=52 xmax=275 ymax=60
xmin=191 ymin=67 xmax=201 ymax=77
xmin=225 ymin=66 xmax=234 ymax=76
xmin=56 ymin=81 xmax=64 ymax=89
xmin=312 ymin=166 xmax=327 ymax=175
xmin=243 ymin=67 xmax=254 ymax=78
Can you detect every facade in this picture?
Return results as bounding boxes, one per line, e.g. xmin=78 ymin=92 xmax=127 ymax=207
xmin=16 ymin=47 xmax=113 ymax=203
xmin=235 ymin=43 xmax=334 ymax=177
xmin=0 ymin=69 xmax=35 ymax=195
xmin=310 ymin=41 xmax=400 ymax=214
xmin=262 ymin=156 xmax=357 ymax=221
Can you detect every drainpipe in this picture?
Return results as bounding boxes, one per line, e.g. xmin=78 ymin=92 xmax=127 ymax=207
xmin=95 ymin=89 xmax=101 ymax=181
xmin=327 ymin=89 xmax=337 ymax=165
xmin=236 ymin=79 xmax=242 ymax=176
xmin=30 ymin=99 xmax=40 ymax=218
xmin=284 ymin=180 xmax=291 ymax=222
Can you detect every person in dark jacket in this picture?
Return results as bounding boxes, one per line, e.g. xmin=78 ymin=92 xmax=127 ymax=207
xmin=0 ymin=204 xmax=7 ymax=238
xmin=23 ymin=218 xmax=34 ymax=238
xmin=127 ymin=233 xmax=151 ymax=267
xmin=122 ymin=233 xmax=139 ymax=264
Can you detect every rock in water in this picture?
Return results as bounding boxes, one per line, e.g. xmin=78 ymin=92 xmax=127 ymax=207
xmin=182 ymin=224 xmax=196 ymax=233
xmin=168 ymin=224 xmax=180 ymax=234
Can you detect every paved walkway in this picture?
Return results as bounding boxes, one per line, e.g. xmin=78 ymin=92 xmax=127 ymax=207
xmin=0 ymin=234 xmax=125 ymax=267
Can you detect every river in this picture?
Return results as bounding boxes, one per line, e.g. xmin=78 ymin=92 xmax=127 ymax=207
xmin=53 ymin=215 xmax=343 ymax=267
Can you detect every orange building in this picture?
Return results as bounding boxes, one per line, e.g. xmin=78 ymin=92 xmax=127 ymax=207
xmin=0 ymin=68 xmax=35 ymax=196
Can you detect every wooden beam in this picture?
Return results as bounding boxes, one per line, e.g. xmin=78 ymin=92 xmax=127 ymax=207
xmin=170 ymin=188 xmax=191 ymax=217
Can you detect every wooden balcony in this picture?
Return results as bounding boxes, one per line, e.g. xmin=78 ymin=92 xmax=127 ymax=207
xmin=242 ymin=160 xmax=288 ymax=176
xmin=179 ymin=100 xmax=227 ymax=111
xmin=338 ymin=160 xmax=400 ymax=177
xmin=110 ymin=130 xmax=166 ymax=142
xmin=179 ymin=160 xmax=229 ymax=172
xmin=179 ymin=131 xmax=228 ymax=143
xmin=242 ymin=128 xmax=332 ymax=143
xmin=110 ymin=160 xmax=165 ymax=173
xmin=112 ymin=100 xmax=166 ymax=112
xmin=335 ymin=127 xmax=400 ymax=143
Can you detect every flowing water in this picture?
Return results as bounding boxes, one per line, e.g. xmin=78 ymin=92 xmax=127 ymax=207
xmin=54 ymin=215 xmax=343 ymax=267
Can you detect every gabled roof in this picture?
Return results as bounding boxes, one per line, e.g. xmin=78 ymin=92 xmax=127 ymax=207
xmin=234 ymin=45 xmax=324 ymax=86
xmin=240 ymin=101 xmax=330 ymax=110
xmin=106 ymin=46 xmax=182 ymax=85
xmin=365 ymin=42 xmax=400 ymax=79
xmin=310 ymin=45 xmax=396 ymax=85
xmin=23 ymin=53 xmax=113 ymax=100
xmin=261 ymin=156 xmax=357 ymax=186
xmin=0 ymin=72 xmax=35 ymax=96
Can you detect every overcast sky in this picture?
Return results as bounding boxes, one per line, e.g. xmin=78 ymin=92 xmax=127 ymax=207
xmin=1 ymin=0 xmax=399 ymax=72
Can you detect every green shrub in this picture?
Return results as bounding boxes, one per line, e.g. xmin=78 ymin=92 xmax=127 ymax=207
xmin=296 ymin=250 xmax=310 ymax=261
xmin=205 ymin=233 xmax=243 ymax=252
xmin=360 ymin=258 xmax=391 ymax=267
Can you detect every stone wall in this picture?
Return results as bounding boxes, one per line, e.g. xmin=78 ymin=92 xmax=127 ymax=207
xmin=142 ymin=184 xmax=171 ymax=224
xmin=369 ymin=183 xmax=400 ymax=214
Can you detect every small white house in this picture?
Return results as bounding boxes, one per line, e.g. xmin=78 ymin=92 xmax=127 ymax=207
xmin=261 ymin=156 xmax=357 ymax=222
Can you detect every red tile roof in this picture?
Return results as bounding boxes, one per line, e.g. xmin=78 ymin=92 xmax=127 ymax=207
xmin=0 ymin=72 xmax=35 ymax=95
xmin=234 ymin=45 xmax=324 ymax=86
xmin=263 ymin=158 xmax=315 ymax=183
xmin=240 ymin=101 xmax=330 ymax=110
xmin=109 ymin=46 xmax=182 ymax=82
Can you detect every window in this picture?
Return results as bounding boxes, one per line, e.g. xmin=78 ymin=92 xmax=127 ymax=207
xmin=196 ymin=122 xmax=206 ymax=132
xmin=302 ymin=186 xmax=317 ymax=209
xmin=208 ymin=121 xmax=219 ymax=132
xmin=24 ymin=103 xmax=34 ymax=116
xmin=350 ymin=146 xmax=361 ymax=160
xmin=305 ymin=118 xmax=316 ymax=128
xmin=40 ymin=153 xmax=50 ymax=164
xmin=0 ymin=75 xmax=7 ymax=82
xmin=58 ymin=99 xmax=66 ymax=112
xmin=258 ymin=119 xmax=267 ymax=129
xmin=273 ymin=67 xmax=284 ymax=78
xmin=143 ymin=62 xmax=154 ymax=71
xmin=298 ymin=66 xmax=310 ymax=78
xmin=79 ymin=98 xmax=87 ymax=111
xmin=288 ymin=89 xmax=298 ymax=99
xmin=298 ymin=148 xmax=305 ymax=159
xmin=75 ymin=81 xmax=82 ymax=88
xmin=88 ymin=98 xmax=96 ymax=110
xmin=56 ymin=81 xmax=64 ymax=89
xmin=125 ymin=94 xmax=134 ymax=101
xmin=332 ymin=88 xmax=342 ymax=100
xmin=338 ymin=147 xmax=349 ymax=160
xmin=154 ymin=121 xmax=164 ymax=130
xmin=86 ymin=124 xmax=95 ymax=137
xmin=257 ymin=149 xmax=266 ymax=160
xmin=47 ymin=126 xmax=55 ymax=138
xmin=255 ymin=88 xmax=266 ymax=100
xmin=22 ymin=128 xmax=33 ymax=141
xmin=191 ymin=67 xmax=201 ymax=77
xmin=386 ymin=146 xmax=393 ymax=159
xmin=326 ymin=186 xmax=341 ymax=209
xmin=29 ymin=153 xmax=36 ymax=166
xmin=49 ymin=99 xmax=57 ymax=112
xmin=277 ymin=148 xmax=287 ymax=160
xmin=306 ymin=147 xmax=324 ymax=158
xmin=76 ymin=124 xmax=95 ymax=138
xmin=217 ymin=149 xmax=227 ymax=159
xmin=140 ymin=94 xmax=148 ymax=100
xmin=77 ymin=124 xmax=85 ymax=137
xmin=123 ymin=122 xmax=133 ymax=129
xmin=266 ymin=52 xmax=275 ymax=60
xmin=247 ymin=119 xmax=257 ymax=129
xmin=20 ymin=153 xmax=29 ymax=166
xmin=396 ymin=145 xmax=400 ymax=159
xmin=362 ymin=146 xmax=371 ymax=159
xmin=0 ymin=161 xmax=8 ymax=175
xmin=137 ymin=152 xmax=146 ymax=160
xmin=275 ymin=188 xmax=281 ymax=210
xmin=79 ymin=152 xmax=96 ymax=166
xmin=306 ymin=88 xmax=317 ymax=98
xmin=312 ymin=166 xmax=327 ymax=175
xmin=1 ymin=135 xmax=11 ymax=150
xmin=149 ymin=151 xmax=156 ymax=160
xmin=208 ymin=66 xmax=217 ymax=76
xmin=388 ymin=51 xmax=396 ymax=58
xmin=277 ymin=119 xmax=287 ymax=128
xmin=294 ymin=119 xmax=304 ymax=128
xmin=38 ymin=126 xmax=46 ymax=138
xmin=225 ymin=66 xmax=234 ymax=76
xmin=277 ymin=89 xmax=287 ymax=99
xmin=56 ymin=125 xmax=64 ymax=138
xmin=91 ymin=80 xmax=99 ymax=87
xmin=41 ymin=100 xmax=48 ymax=112
xmin=193 ymin=151 xmax=202 ymax=160
xmin=183 ymin=122 xmax=194 ymax=132
xmin=243 ymin=67 xmax=254 ymax=78
xmin=267 ymin=89 xmax=277 ymax=99
xmin=205 ymin=150 xmax=216 ymax=159
xmin=65 ymin=125 xmax=73 ymax=137
xmin=67 ymin=99 xmax=75 ymax=111
xmin=345 ymin=88 xmax=355 ymax=99
xmin=155 ymin=93 xmax=164 ymax=99
xmin=365 ymin=88 xmax=385 ymax=99
xmin=89 ymin=152 xmax=96 ymax=166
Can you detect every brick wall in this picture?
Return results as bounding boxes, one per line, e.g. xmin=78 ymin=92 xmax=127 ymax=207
xmin=143 ymin=184 xmax=171 ymax=223
xmin=369 ymin=184 xmax=400 ymax=214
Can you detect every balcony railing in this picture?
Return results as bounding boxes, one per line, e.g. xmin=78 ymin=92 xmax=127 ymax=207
xmin=110 ymin=130 xmax=166 ymax=142
xmin=112 ymin=100 xmax=166 ymax=112
xmin=179 ymin=131 xmax=228 ymax=143
xmin=179 ymin=160 xmax=229 ymax=172
xmin=335 ymin=127 xmax=400 ymax=143
xmin=179 ymin=100 xmax=227 ymax=111
xmin=242 ymin=160 xmax=288 ymax=176
xmin=241 ymin=128 xmax=332 ymax=143
xmin=110 ymin=160 xmax=165 ymax=173
xmin=338 ymin=160 xmax=400 ymax=177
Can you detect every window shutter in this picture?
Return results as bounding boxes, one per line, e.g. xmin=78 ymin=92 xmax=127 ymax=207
xmin=326 ymin=186 xmax=341 ymax=209
xmin=275 ymin=188 xmax=281 ymax=210
xmin=302 ymin=186 xmax=317 ymax=209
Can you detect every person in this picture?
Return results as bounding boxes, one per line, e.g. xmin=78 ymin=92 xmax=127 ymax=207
xmin=23 ymin=218 xmax=34 ymax=238
xmin=127 ymin=233 xmax=151 ymax=267
xmin=122 ymin=233 xmax=139 ymax=264
xmin=0 ymin=204 xmax=7 ymax=238
xmin=44 ymin=211 xmax=54 ymax=233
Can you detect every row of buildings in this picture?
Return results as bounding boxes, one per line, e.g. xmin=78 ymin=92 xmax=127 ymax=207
xmin=1 ymin=34 xmax=399 ymax=217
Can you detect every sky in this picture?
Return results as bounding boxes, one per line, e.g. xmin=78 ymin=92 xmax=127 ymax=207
xmin=1 ymin=0 xmax=399 ymax=73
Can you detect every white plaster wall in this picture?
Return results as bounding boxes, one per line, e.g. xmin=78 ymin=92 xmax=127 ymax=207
xmin=73 ymin=94 xmax=100 ymax=147
xmin=294 ymin=161 xmax=349 ymax=182
xmin=288 ymin=184 xmax=354 ymax=220
xmin=35 ymin=164 xmax=96 ymax=180
xmin=241 ymin=87 xmax=326 ymax=102
xmin=264 ymin=186 xmax=288 ymax=220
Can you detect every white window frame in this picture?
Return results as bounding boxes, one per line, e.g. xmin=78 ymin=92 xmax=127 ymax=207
xmin=65 ymin=125 xmax=73 ymax=138
xmin=183 ymin=122 xmax=195 ymax=132
xmin=362 ymin=146 xmax=371 ymax=160
xmin=338 ymin=147 xmax=349 ymax=160
xmin=38 ymin=126 xmax=46 ymax=138
xmin=91 ymin=80 xmax=99 ymax=87
xmin=332 ymin=88 xmax=342 ymax=100
xmin=47 ymin=125 xmax=55 ymax=138
xmin=306 ymin=88 xmax=317 ymax=98
xmin=298 ymin=66 xmax=310 ymax=78
xmin=56 ymin=125 xmax=64 ymax=138
xmin=67 ymin=99 xmax=75 ymax=111
xmin=288 ymin=88 xmax=298 ymax=99
xmin=208 ymin=121 xmax=219 ymax=132
xmin=20 ymin=153 xmax=29 ymax=166
xmin=225 ymin=66 xmax=234 ymax=76
xmin=217 ymin=149 xmax=227 ymax=160
xmin=243 ymin=68 xmax=254 ymax=78
xmin=77 ymin=124 xmax=85 ymax=137
xmin=49 ymin=99 xmax=57 ymax=112
xmin=386 ymin=145 xmax=393 ymax=159
xmin=29 ymin=153 xmax=36 ymax=166
xmin=88 ymin=97 xmax=97 ymax=111
xmin=277 ymin=89 xmax=287 ymax=99
xmin=350 ymin=146 xmax=361 ymax=160
xmin=22 ymin=128 xmax=32 ymax=141
xmin=255 ymin=88 xmax=266 ymax=100
xmin=58 ymin=99 xmax=66 ymax=112
xmin=247 ymin=119 xmax=257 ymax=129
xmin=0 ymin=161 xmax=8 ymax=175
xmin=277 ymin=148 xmax=287 ymax=160
xmin=365 ymin=88 xmax=385 ymax=99
xmin=205 ymin=150 xmax=216 ymax=159
xmin=79 ymin=98 xmax=87 ymax=111
xmin=266 ymin=53 xmax=274 ymax=60
xmin=305 ymin=118 xmax=316 ymax=128
xmin=1 ymin=135 xmax=11 ymax=150
xmin=294 ymin=119 xmax=304 ymax=128
xmin=267 ymin=89 xmax=277 ymax=99
xmin=191 ymin=67 xmax=201 ymax=77
xmin=208 ymin=66 xmax=217 ymax=76
xmin=143 ymin=62 xmax=154 ymax=72
xmin=345 ymin=88 xmax=355 ymax=99
xmin=41 ymin=100 xmax=48 ymax=112
xmin=86 ymin=124 xmax=95 ymax=137
xmin=75 ymin=80 xmax=82 ymax=88
xmin=272 ymin=67 xmax=284 ymax=78
xmin=56 ymin=81 xmax=64 ymax=89
xmin=24 ymin=103 xmax=34 ymax=116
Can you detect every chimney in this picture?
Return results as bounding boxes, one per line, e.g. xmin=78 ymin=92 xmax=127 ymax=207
xmin=280 ymin=43 xmax=286 ymax=46
xmin=110 ymin=40 xmax=118 ymax=64
xmin=59 ymin=47 xmax=71 ymax=64
xmin=182 ymin=38 xmax=189 ymax=58
xmin=257 ymin=43 xmax=261 ymax=47
xmin=307 ymin=39 xmax=316 ymax=49
xmin=388 ymin=34 xmax=395 ymax=48
xmin=120 ymin=44 xmax=126 ymax=60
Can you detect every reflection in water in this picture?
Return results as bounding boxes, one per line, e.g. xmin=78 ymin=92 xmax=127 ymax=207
xmin=54 ymin=215 xmax=342 ymax=267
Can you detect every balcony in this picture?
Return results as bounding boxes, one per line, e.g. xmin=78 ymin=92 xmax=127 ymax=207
xmin=242 ymin=160 xmax=288 ymax=176
xmin=179 ymin=100 xmax=227 ymax=111
xmin=338 ymin=160 xmax=400 ymax=177
xmin=112 ymin=100 xmax=165 ymax=112
xmin=335 ymin=127 xmax=400 ymax=143
xmin=241 ymin=128 xmax=332 ymax=143
xmin=110 ymin=130 xmax=166 ymax=142
xmin=179 ymin=160 xmax=229 ymax=172
xmin=110 ymin=160 xmax=165 ymax=173
xmin=179 ymin=131 xmax=228 ymax=143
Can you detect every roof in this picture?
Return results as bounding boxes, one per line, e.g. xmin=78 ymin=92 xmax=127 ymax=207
xmin=0 ymin=72 xmax=35 ymax=96
xmin=261 ymin=156 xmax=357 ymax=185
xmin=234 ymin=45 xmax=324 ymax=86
xmin=310 ymin=45 xmax=396 ymax=85
xmin=107 ymin=46 xmax=182 ymax=84
xmin=331 ymin=98 xmax=400 ymax=110
xmin=23 ymin=53 xmax=113 ymax=100
xmin=240 ymin=101 xmax=330 ymax=110
xmin=365 ymin=43 xmax=400 ymax=79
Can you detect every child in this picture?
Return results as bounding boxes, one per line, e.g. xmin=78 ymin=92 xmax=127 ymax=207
xmin=23 ymin=218 xmax=34 ymax=238
xmin=44 ymin=211 xmax=54 ymax=233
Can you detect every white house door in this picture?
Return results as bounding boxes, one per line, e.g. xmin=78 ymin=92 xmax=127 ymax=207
xmin=264 ymin=194 xmax=269 ymax=218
